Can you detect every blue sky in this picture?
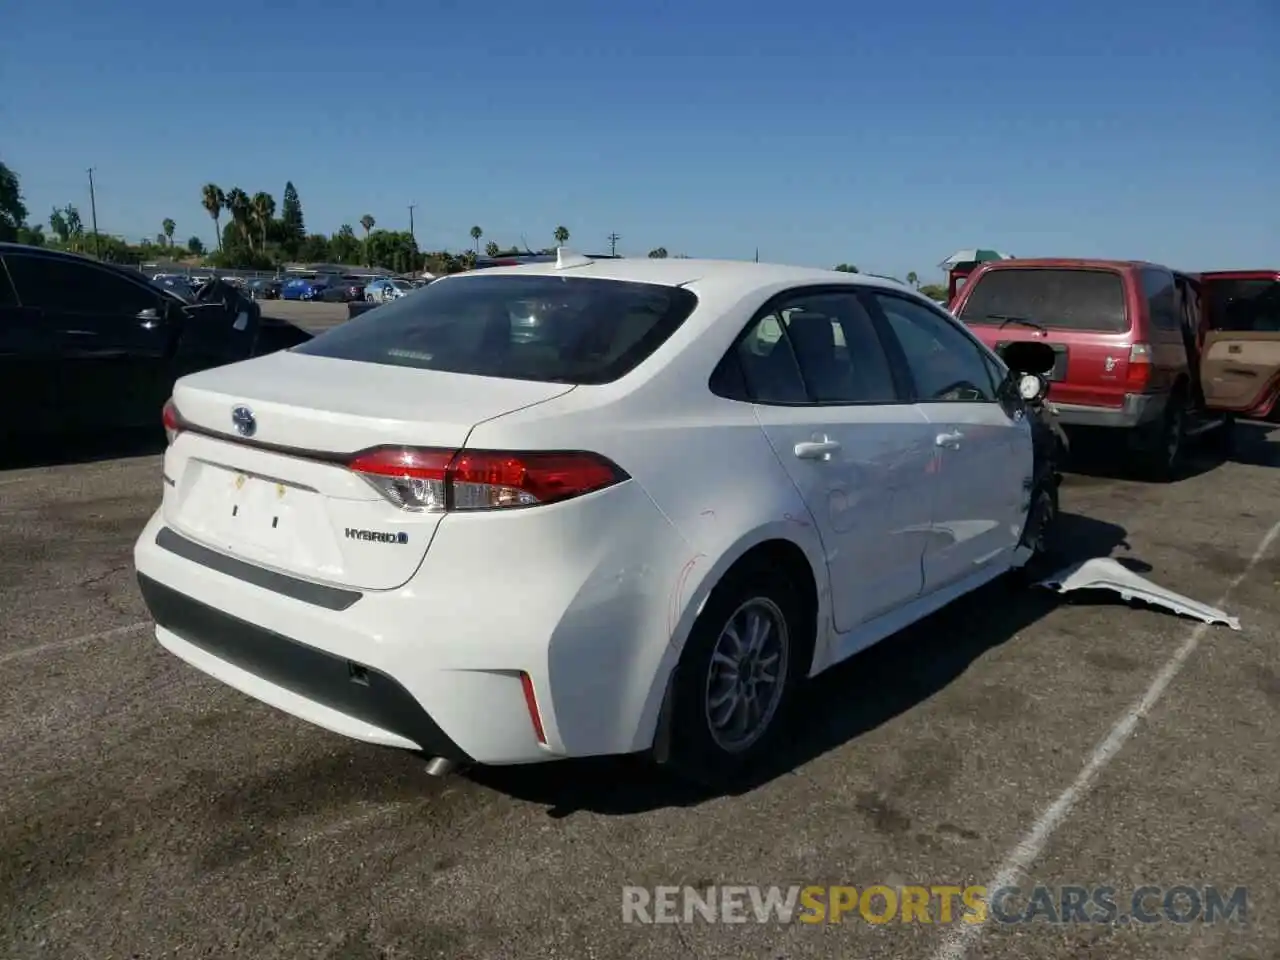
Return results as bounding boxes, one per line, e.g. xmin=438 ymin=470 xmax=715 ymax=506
xmin=2 ymin=0 xmax=1275 ymax=280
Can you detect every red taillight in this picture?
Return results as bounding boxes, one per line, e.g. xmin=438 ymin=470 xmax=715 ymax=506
xmin=346 ymin=446 xmax=627 ymax=512
xmin=162 ymin=398 xmax=183 ymax=444
xmin=1125 ymin=342 xmax=1153 ymax=391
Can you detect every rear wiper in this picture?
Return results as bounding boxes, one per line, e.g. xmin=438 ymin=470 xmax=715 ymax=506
xmin=987 ymin=314 xmax=1045 ymax=331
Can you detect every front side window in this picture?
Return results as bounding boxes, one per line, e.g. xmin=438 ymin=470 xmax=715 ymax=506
xmin=870 ymin=293 xmax=998 ymax=402
xmin=293 ymin=274 xmax=698 ymax=384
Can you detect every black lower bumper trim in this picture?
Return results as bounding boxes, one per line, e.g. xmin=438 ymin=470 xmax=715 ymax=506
xmin=155 ymin=526 xmax=361 ymax=612
xmin=137 ymin=574 xmax=471 ymax=762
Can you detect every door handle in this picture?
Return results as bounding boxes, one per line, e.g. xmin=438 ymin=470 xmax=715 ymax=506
xmin=935 ymin=431 xmax=964 ymax=449
xmin=794 ymin=439 xmax=841 ymax=460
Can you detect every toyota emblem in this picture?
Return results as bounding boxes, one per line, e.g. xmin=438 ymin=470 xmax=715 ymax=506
xmin=231 ymin=405 xmax=256 ymax=437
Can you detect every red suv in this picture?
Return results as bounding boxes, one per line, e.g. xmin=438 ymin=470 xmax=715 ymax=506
xmin=950 ymin=258 xmax=1229 ymax=478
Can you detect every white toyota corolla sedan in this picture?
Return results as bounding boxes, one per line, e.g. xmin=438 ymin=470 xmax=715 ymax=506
xmin=134 ymin=251 xmax=1061 ymax=784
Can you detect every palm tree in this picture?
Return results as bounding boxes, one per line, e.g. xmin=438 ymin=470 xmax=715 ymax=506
xmin=251 ymin=192 xmax=275 ymax=252
xmin=553 ymin=225 xmax=569 ymax=247
xmin=470 ymin=225 xmax=483 ymax=254
xmin=485 ymin=241 xmax=499 ymax=258
xmin=224 ymin=188 xmax=251 ymax=249
xmin=201 ymin=184 xmax=225 ymax=252
xmin=360 ymin=214 xmax=375 ymax=265
xmin=162 ymin=218 xmax=176 ymax=248
xmin=906 ymin=271 xmax=918 ymax=288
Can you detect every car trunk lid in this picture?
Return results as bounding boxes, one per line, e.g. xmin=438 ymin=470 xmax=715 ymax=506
xmin=162 ymin=351 xmax=575 ymax=590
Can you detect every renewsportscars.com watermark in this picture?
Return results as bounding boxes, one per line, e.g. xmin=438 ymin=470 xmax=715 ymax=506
xmin=622 ymin=884 xmax=1249 ymax=926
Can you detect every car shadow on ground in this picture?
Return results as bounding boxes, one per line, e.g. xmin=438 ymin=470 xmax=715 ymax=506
xmin=1065 ymin=419 xmax=1278 ymax=481
xmin=473 ymin=510 xmax=1134 ymax=817
xmin=0 ymin=428 xmax=167 ymax=472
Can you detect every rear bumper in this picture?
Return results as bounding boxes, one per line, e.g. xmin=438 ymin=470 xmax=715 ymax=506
xmin=132 ymin=481 xmax=690 ymax=766
xmin=1050 ymin=391 xmax=1168 ymax=429
xmin=139 ymin=573 xmax=472 ymax=761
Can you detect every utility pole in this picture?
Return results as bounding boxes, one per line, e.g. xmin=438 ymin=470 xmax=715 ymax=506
xmin=754 ymin=247 xmax=759 ymax=262
xmin=408 ymin=203 xmax=416 ymax=243
xmin=86 ymin=167 xmax=101 ymax=259
xmin=607 ymin=232 xmax=621 ymax=257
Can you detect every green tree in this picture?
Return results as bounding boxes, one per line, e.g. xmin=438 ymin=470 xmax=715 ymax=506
xmin=49 ymin=207 xmax=69 ymax=245
xmin=162 ymin=218 xmax=176 ymax=247
xmin=484 ymin=241 xmax=499 ymax=258
xmin=0 ymin=161 xmax=28 ymax=242
xmin=833 ymin=263 xmax=858 ymax=273
xmin=553 ymin=225 xmax=569 ymax=246
xmin=201 ymin=184 xmax=225 ymax=252
xmin=331 ymin=224 xmax=360 ymax=263
xmin=648 ymin=247 xmax=668 ymax=258
xmin=16 ymin=224 xmax=44 ymax=246
xmin=187 ymin=236 xmax=205 ymax=256
xmin=359 ymin=214 xmax=375 ymax=264
xmin=906 ymin=270 xmax=918 ymax=288
xmin=280 ymin=181 xmax=305 ymax=257
xmin=251 ymin=192 xmax=275 ymax=252
xmin=470 ymin=225 xmax=482 ymax=253
xmin=919 ymin=283 xmax=948 ymax=302
xmin=224 ymin=188 xmax=252 ymax=249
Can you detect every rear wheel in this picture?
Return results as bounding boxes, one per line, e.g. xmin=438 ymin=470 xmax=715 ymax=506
xmin=1134 ymin=393 xmax=1186 ymax=481
xmin=656 ymin=561 xmax=811 ymax=788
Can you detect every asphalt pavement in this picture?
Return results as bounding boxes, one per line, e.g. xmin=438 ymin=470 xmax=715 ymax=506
xmin=3 ymin=309 xmax=1278 ymax=960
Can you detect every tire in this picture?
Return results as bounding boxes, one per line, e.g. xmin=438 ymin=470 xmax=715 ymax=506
xmin=1008 ymin=477 xmax=1061 ymax=586
xmin=655 ymin=560 xmax=811 ymax=789
xmin=1134 ymin=393 xmax=1186 ymax=482
xmin=1210 ymin=413 xmax=1236 ymax=456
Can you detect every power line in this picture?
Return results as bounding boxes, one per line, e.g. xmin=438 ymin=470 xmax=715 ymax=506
xmin=607 ymin=232 xmax=621 ymax=257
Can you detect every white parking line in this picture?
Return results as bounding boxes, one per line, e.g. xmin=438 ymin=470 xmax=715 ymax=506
xmin=0 ymin=621 xmax=150 ymax=665
xmin=934 ymin=519 xmax=1280 ymax=960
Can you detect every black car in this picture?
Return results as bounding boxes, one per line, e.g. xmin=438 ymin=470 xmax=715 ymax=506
xmin=318 ymin=276 xmax=365 ymax=302
xmin=0 ymin=243 xmax=312 ymax=437
xmin=247 ymin=277 xmax=283 ymax=300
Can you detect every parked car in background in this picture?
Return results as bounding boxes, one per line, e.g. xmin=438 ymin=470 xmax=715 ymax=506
xmin=281 ymin=274 xmax=341 ymax=301
xmin=951 ymin=258 xmax=1232 ymax=479
xmin=151 ymin=274 xmax=199 ymax=300
xmin=248 ymin=277 xmax=283 ymax=300
xmin=134 ymin=255 xmax=1063 ymax=785
xmin=319 ymin=277 xmax=366 ymax=303
xmin=1198 ymin=269 xmax=1280 ymax=423
xmin=364 ymin=278 xmax=414 ymax=303
xmin=0 ymin=243 xmax=311 ymax=438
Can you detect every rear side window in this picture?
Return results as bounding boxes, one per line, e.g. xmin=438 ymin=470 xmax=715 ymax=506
xmin=1141 ymin=268 xmax=1179 ymax=330
xmin=293 ymin=274 xmax=698 ymax=384
xmin=0 ymin=260 xmax=17 ymax=307
xmin=1204 ymin=279 xmax=1280 ymax=332
xmin=5 ymin=254 xmax=159 ymax=314
xmin=957 ymin=268 xmax=1129 ymax=332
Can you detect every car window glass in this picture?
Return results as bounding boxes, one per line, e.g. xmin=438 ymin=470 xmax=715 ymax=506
xmin=1142 ymin=269 xmax=1179 ymax=331
xmin=872 ymin=293 xmax=997 ymax=402
xmin=780 ymin=293 xmax=899 ymax=403
xmin=0 ymin=261 xmax=18 ymax=307
xmin=6 ymin=255 xmax=158 ymax=315
xmin=736 ymin=310 xmax=809 ymax=403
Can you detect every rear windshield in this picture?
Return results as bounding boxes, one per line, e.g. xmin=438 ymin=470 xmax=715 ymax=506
xmin=1203 ymin=278 xmax=1280 ymax=332
xmin=292 ymin=274 xmax=699 ymax=384
xmin=958 ymin=268 xmax=1128 ymax=332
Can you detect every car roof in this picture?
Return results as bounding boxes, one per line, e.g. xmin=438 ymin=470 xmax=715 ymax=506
xmin=972 ymin=257 xmax=1167 ymax=271
xmin=448 ymin=256 xmax=911 ymax=295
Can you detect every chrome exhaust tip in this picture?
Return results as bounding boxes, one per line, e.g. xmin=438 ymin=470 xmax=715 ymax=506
xmin=424 ymin=756 xmax=458 ymax=777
